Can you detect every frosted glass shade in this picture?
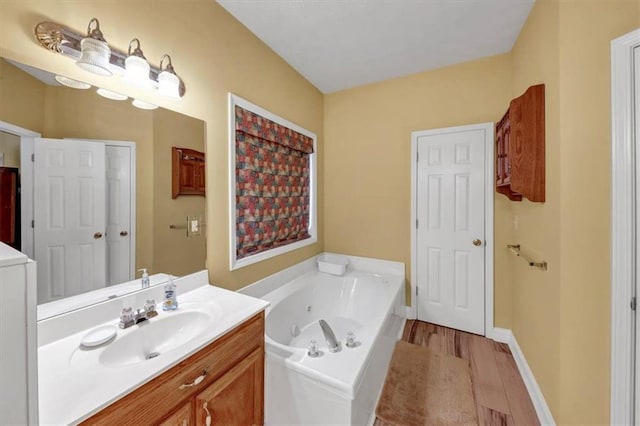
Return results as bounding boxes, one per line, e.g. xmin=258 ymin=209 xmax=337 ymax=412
xmin=76 ymin=38 xmax=112 ymax=76
xmin=96 ymin=88 xmax=127 ymax=101
xmin=132 ymin=99 xmax=158 ymax=110
xmin=125 ymin=55 xmax=151 ymax=87
xmin=54 ymin=75 xmax=91 ymax=89
xmin=157 ymin=70 xmax=181 ymax=99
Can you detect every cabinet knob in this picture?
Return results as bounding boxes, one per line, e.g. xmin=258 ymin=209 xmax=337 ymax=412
xmin=473 ymin=239 xmax=483 ymax=247
xmin=93 ymin=232 xmax=103 ymax=239
xmin=120 ymin=230 xmax=128 ymax=237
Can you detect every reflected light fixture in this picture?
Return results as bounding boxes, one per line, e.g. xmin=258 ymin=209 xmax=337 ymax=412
xmin=125 ymin=38 xmax=151 ymax=87
xmin=157 ymin=54 xmax=180 ymax=100
xmin=54 ymin=75 xmax=91 ymax=89
xmin=76 ymin=18 xmax=112 ymax=76
xmin=132 ymin=99 xmax=158 ymax=110
xmin=96 ymin=88 xmax=128 ymax=101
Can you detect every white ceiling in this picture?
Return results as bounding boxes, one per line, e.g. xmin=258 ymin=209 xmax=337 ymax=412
xmin=217 ymin=0 xmax=535 ymax=93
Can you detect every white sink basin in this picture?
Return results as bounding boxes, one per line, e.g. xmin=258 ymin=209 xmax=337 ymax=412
xmin=98 ymin=310 xmax=211 ymax=367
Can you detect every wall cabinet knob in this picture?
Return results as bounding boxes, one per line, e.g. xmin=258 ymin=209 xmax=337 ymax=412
xmin=120 ymin=230 xmax=128 ymax=236
xmin=473 ymin=239 xmax=482 ymax=246
xmin=94 ymin=232 xmax=103 ymax=239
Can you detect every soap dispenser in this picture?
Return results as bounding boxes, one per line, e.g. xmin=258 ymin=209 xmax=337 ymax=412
xmin=162 ymin=276 xmax=178 ymax=311
xmin=139 ymin=268 xmax=150 ymax=288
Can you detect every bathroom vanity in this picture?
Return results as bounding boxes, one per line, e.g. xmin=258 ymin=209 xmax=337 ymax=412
xmin=85 ymin=313 xmax=264 ymax=425
xmin=37 ymin=271 xmax=269 ymax=425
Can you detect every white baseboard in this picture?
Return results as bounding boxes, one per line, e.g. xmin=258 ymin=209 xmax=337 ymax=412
xmin=492 ymin=327 xmax=512 ymax=344
xmin=492 ymin=328 xmax=555 ymax=425
xmin=405 ymin=305 xmax=415 ymax=319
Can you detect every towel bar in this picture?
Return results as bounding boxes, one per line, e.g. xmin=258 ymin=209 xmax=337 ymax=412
xmin=507 ymin=244 xmax=548 ymax=271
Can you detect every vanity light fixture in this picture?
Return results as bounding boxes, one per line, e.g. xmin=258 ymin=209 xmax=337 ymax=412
xmin=96 ymin=88 xmax=128 ymax=101
xmin=157 ymin=54 xmax=180 ymax=100
xmin=132 ymin=99 xmax=158 ymax=110
xmin=54 ymin=75 xmax=91 ymax=89
xmin=125 ymin=38 xmax=151 ymax=87
xmin=76 ymin=18 xmax=112 ymax=76
xmin=34 ymin=19 xmax=187 ymax=98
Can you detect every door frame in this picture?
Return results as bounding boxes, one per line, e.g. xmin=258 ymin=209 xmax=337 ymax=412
xmin=0 ymin=121 xmax=41 ymax=259
xmin=410 ymin=122 xmax=495 ymax=338
xmin=610 ymin=28 xmax=640 ymax=426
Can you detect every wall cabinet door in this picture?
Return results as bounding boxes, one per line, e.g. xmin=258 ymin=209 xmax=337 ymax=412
xmin=194 ymin=349 xmax=263 ymax=426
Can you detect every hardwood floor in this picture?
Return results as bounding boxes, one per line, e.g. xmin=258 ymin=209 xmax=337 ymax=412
xmin=375 ymin=320 xmax=539 ymax=426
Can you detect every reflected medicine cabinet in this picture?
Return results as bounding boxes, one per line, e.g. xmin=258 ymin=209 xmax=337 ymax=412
xmin=172 ymin=147 xmax=205 ymax=198
xmin=496 ymin=84 xmax=545 ymax=202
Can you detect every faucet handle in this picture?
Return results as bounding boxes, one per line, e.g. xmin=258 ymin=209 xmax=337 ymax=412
xmin=119 ymin=307 xmax=135 ymax=329
xmin=308 ymin=339 xmax=321 ymax=358
xmin=144 ymin=299 xmax=158 ymax=318
xmin=346 ymin=331 xmax=358 ymax=348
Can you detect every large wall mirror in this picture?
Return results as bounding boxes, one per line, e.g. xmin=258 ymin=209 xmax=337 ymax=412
xmin=0 ymin=58 xmax=206 ymax=320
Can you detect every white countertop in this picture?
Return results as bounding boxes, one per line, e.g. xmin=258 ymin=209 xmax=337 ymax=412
xmin=38 ymin=283 xmax=269 ymax=425
xmin=0 ymin=242 xmax=27 ymax=268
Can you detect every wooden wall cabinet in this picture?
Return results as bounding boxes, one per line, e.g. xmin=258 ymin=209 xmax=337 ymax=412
xmin=172 ymin=147 xmax=205 ymax=199
xmin=84 ymin=312 xmax=264 ymax=426
xmin=496 ymin=84 xmax=545 ymax=202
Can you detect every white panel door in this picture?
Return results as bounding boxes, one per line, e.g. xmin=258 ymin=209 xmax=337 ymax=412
xmin=34 ymin=138 xmax=106 ymax=303
xmin=105 ymin=145 xmax=133 ymax=286
xmin=416 ymin=128 xmax=485 ymax=335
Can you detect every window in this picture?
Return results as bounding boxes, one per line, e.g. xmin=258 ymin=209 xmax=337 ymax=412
xmin=228 ymin=94 xmax=317 ymax=270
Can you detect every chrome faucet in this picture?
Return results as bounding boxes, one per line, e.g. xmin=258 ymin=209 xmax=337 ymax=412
xmin=319 ymin=319 xmax=341 ymax=353
xmin=119 ymin=299 xmax=157 ymax=329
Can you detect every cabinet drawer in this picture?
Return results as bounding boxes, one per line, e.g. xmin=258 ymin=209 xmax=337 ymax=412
xmin=84 ymin=312 xmax=264 ymax=425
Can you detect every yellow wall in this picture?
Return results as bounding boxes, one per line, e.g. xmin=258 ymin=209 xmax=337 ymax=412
xmin=509 ymin=0 xmax=562 ymax=417
xmin=152 ymin=108 xmax=206 ymax=275
xmin=510 ymin=0 xmax=638 ymax=423
xmin=556 ymin=1 xmax=639 ymax=424
xmin=324 ymin=54 xmax=514 ymax=325
xmin=0 ymin=57 xmax=44 ymax=132
xmin=0 ymin=0 xmax=324 ymax=290
xmin=0 ymin=131 xmax=20 ymax=167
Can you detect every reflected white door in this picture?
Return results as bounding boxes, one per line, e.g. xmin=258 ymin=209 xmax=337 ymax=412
xmin=416 ymin=127 xmax=485 ymax=335
xmin=34 ymin=138 xmax=106 ymax=303
xmin=105 ymin=145 xmax=133 ymax=285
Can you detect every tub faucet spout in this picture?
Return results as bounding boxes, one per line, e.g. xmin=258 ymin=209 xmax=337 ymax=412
xmin=319 ymin=319 xmax=341 ymax=353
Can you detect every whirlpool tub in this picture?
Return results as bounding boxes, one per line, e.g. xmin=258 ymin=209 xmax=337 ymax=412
xmin=257 ymin=254 xmax=405 ymax=425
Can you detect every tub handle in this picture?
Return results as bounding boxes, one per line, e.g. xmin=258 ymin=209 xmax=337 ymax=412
xmin=179 ymin=370 xmax=207 ymax=389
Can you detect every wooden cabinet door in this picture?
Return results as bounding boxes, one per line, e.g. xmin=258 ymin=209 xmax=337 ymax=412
xmin=159 ymin=402 xmax=193 ymax=426
xmin=194 ymin=349 xmax=263 ymax=426
xmin=508 ymin=84 xmax=545 ymax=202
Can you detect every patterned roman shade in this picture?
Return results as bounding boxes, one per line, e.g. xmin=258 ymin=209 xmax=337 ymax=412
xmin=235 ymin=106 xmax=314 ymax=259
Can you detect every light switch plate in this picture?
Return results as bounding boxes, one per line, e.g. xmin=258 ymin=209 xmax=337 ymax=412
xmin=187 ymin=216 xmax=201 ymax=237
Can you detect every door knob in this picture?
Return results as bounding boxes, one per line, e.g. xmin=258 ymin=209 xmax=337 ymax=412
xmin=472 ymin=239 xmax=482 ymax=246
xmin=93 ymin=232 xmax=103 ymax=239
xmin=120 ymin=230 xmax=128 ymax=236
